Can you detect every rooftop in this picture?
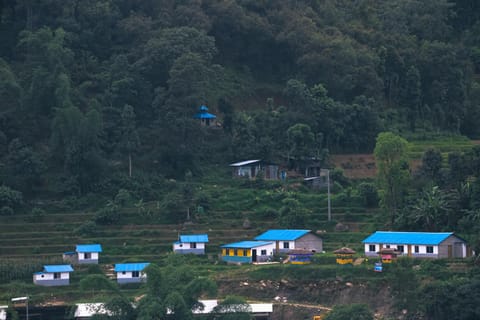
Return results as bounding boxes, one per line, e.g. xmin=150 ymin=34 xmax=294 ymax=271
xmin=114 ymin=262 xmax=150 ymax=272
xmin=255 ymin=229 xmax=311 ymax=241
xmin=221 ymin=241 xmax=273 ymax=249
xmin=76 ymin=244 xmax=102 ymax=253
xmin=362 ymin=231 xmax=457 ymax=245
xmin=43 ymin=265 xmax=74 ymax=273
xmin=229 ymin=159 xmax=261 ymax=167
xmin=179 ymin=234 xmax=209 ymax=243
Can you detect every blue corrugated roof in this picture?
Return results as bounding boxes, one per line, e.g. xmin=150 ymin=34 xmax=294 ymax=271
xmin=76 ymin=244 xmax=102 ymax=253
xmin=221 ymin=241 xmax=273 ymax=248
xmin=254 ymin=229 xmax=311 ymax=241
xmin=179 ymin=234 xmax=209 ymax=243
xmin=44 ymin=265 xmax=74 ymax=273
xmin=114 ymin=262 xmax=150 ymax=272
xmin=362 ymin=231 xmax=455 ymax=245
xmin=194 ymin=112 xmax=216 ymax=119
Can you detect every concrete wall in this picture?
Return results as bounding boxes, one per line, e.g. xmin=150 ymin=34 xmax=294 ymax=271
xmin=294 ymin=233 xmax=323 ymax=252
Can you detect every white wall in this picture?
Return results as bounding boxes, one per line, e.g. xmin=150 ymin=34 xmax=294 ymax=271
xmin=34 ymin=272 xmax=70 ymax=280
xmin=255 ymin=243 xmax=275 ymax=256
xmin=78 ymin=252 xmax=99 ymax=260
xmin=173 ymin=242 xmax=206 ymax=250
xmin=117 ymin=271 xmax=147 ymax=279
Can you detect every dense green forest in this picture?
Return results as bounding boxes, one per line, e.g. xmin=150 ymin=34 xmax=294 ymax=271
xmin=1 ymin=0 xmax=480 ymax=198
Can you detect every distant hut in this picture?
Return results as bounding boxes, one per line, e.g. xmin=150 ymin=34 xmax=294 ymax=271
xmin=220 ymin=241 xmax=275 ymax=264
xmin=333 ymin=247 xmax=356 ymax=265
xmin=76 ymin=244 xmax=102 ymax=264
xmin=173 ymin=234 xmax=209 ymax=255
xmin=194 ymin=105 xmax=217 ymax=127
xmin=254 ymin=229 xmax=323 ymax=253
xmin=229 ymin=160 xmax=279 ymax=180
xmin=114 ymin=262 xmax=150 ymax=284
xmin=377 ymin=248 xmax=399 ymax=264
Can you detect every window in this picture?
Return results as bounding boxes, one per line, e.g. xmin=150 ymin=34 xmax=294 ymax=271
xmin=191 ymin=242 xmax=197 ymax=249
xmin=397 ymin=245 xmax=404 ymax=253
xmin=122 ymin=271 xmax=126 ymax=275
xmin=54 ymin=272 xmax=61 ymax=279
xmin=261 ymin=250 xmax=267 ymax=255
xmin=369 ymin=245 xmax=376 ymax=252
xmin=414 ymin=246 xmax=419 ymax=253
xmin=84 ymin=252 xmax=91 ymax=259
xmin=385 ymin=245 xmax=390 ymax=248
xmin=426 ymin=246 xmax=434 ymax=254
xmin=283 ymin=242 xmax=290 ymax=249
xmin=132 ymin=271 xmax=140 ymax=278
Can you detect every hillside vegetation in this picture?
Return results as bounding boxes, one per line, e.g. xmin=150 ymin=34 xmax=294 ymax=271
xmin=2 ymin=1 xmax=480 ymax=319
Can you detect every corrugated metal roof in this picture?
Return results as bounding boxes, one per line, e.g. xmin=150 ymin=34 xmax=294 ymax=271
xmin=229 ymin=159 xmax=261 ymax=167
xmin=221 ymin=241 xmax=273 ymax=248
xmin=194 ymin=112 xmax=216 ymax=119
xmin=76 ymin=244 xmax=102 ymax=253
xmin=179 ymin=234 xmax=209 ymax=243
xmin=114 ymin=262 xmax=150 ymax=272
xmin=44 ymin=265 xmax=74 ymax=273
xmin=362 ymin=231 xmax=455 ymax=245
xmin=254 ymin=229 xmax=311 ymax=241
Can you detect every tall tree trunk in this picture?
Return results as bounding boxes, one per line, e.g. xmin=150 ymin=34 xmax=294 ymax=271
xmin=128 ymin=153 xmax=132 ymax=178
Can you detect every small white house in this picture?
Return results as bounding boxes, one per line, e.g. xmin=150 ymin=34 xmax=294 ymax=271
xmin=173 ymin=234 xmax=208 ymax=255
xmin=254 ymin=229 xmax=323 ymax=253
xmin=76 ymin=244 xmax=102 ymax=264
xmin=114 ymin=262 xmax=150 ymax=284
xmin=33 ymin=265 xmax=74 ymax=286
xmin=362 ymin=231 xmax=470 ymax=259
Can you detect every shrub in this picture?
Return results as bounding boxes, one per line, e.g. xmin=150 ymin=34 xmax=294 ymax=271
xmin=0 ymin=206 xmax=14 ymax=215
xmin=74 ymin=220 xmax=98 ymax=236
xmin=95 ymin=208 xmax=120 ymax=225
xmin=115 ymin=189 xmax=132 ymax=207
xmin=0 ymin=185 xmax=23 ymax=209
xmin=357 ymin=182 xmax=379 ymax=207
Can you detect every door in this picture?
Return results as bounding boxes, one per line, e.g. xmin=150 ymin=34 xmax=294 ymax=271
xmin=448 ymin=245 xmax=453 ymax=258
xmin=252 ymin=249 xmax=257 ymax=262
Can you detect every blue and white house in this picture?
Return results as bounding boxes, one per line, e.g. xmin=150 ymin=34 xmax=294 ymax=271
xmin=33 ymin=264 xmax=74 ymax=286
xmin=76 ymin=244 xmax=102 ymax=264
xmin=114 ymin=262 xmax=150 ymax=284
xmin=220 ymin=241 xmax=275 ymax=264
xmin=254 ymin=229 xmax=323 ymax=253
xmin=173 ymin=234 xmax=208 ymax=255
xmin=362 ymin=231 xmax=470 ymax=259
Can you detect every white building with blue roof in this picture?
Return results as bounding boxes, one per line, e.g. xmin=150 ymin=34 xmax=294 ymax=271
xmin=76 ymin=244 xmax=102 ymax=264
xmin=114 ymin=262 xmax=150 ymax=284
xmin=221 ymin=241 xmax=275 ymax=264
xmin=173 ymin=234 xmax=209 ymax=255
xmin=254 ymin=229 xmax=323 ymax=253
xmin=362 ymin=231 xmax=469 ymax=259
xmin=33 ymin=264 xmax=74 ymax=286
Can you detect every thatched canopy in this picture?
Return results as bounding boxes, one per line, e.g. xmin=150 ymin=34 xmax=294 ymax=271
xmin=333 ymin=247 xmax=356 ymax=254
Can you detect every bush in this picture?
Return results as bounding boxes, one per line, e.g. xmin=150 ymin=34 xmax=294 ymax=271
xmin=357 ymin=182 xmax=379 ymax=207
xmin=74 ymin=220 xmax=98 ymax=236
xmin=95 ymin=208 xmax=120 ymax=225
xmin=0 ymin=206 xmax=14 ymax=215
xmin=0 ymin=185 xmax=23 ymax=209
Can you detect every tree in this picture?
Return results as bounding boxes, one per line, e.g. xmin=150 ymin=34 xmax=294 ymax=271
xmin=324 ymin=304 xmax=373 ymax=320
xmin=410 ymin=186 xmax=451 ymax=231
xmin=374 ymin=132 xmax=410 ymax=226
xmin=79 ymin=274 xmax=119 ymax=298
xmin=419 ymin=148 xmax=443 ymax=183
xmin=119 ymin=105 xmax=140 ymax=178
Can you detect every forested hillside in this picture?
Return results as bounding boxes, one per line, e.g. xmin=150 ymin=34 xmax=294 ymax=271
xmin=1 ymin=0 xmax=480 ymax=199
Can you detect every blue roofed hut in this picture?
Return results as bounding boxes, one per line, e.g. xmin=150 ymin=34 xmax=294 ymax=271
xmin=114 ymin=262 xmax=150 ymax=284
xmin=220 ymin=241 xmax=275 ymax=264
xmin=33 ymin=265 xmax=74 ymax=286
xmin=194 ymin=105 xmax=217 ymax=127
xmin=173 ymin=234 xmax=209 ymax=255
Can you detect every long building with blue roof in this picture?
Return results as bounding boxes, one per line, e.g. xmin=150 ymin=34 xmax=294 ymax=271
xmin=173 ymin=234 xmax=209 ymax=255
xmin=254 ymin=229 xmax=323 ymax=253
xmin=220 ymin=241 xmax=275 ymax=264
xmin=362 ymin=231 xmax=469 ymax=259
xmin=33 ymin=264 xmax=74 ymax=286
xmin=114 ymin=262 xmax=150 ymax=284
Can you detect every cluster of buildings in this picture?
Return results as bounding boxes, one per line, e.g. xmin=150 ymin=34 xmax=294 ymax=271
xmin=32 ymin=229 xmax=472 ymax=287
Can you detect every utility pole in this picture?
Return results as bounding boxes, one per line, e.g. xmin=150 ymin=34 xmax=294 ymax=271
xmin=327 ymin=169 xmax=331 ymax=221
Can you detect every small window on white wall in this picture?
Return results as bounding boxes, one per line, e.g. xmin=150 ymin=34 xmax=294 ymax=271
xmin=369 ymin=245 xmax=376 ymax=252
xmin=426 ymin=246 xmax=434 ymax=253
